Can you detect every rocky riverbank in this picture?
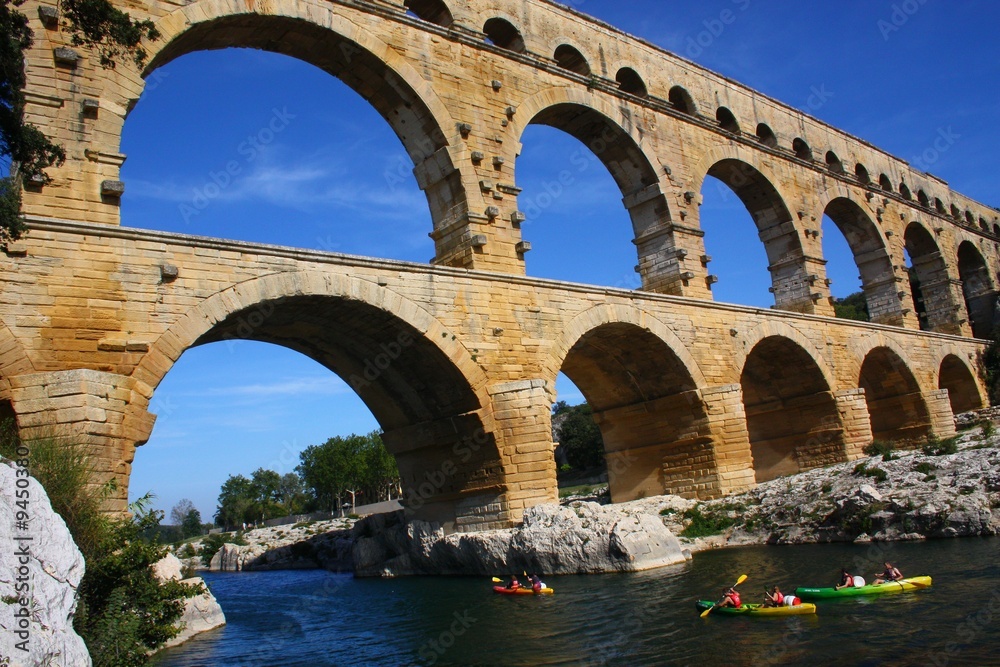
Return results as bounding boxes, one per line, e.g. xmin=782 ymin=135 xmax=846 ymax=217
xmin=191 ymin=419 xmax=1000 ymax=576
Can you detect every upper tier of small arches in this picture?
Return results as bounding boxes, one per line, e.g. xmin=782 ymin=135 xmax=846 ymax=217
xmin=399 ymin=0 xmax=999 ymax=238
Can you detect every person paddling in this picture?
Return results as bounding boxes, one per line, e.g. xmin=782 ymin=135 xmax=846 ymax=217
xmin=763 ymin=586 xmax=784 ymax=607
xmin=506 ymin=575 xmax=521 ymax=590
xmin=873 ymin=562 xmax=903 ymax=585
xmin=834 ymin=568 xmax=855 ymax=590
xmin=529 ymin=574 xmax=545 ymax=592
xmin=716 ymin=586 xmax=741 ymax=609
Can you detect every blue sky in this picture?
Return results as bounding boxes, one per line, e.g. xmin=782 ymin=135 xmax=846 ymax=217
xmin=119 ymin=1 xmax=1000 ymax=520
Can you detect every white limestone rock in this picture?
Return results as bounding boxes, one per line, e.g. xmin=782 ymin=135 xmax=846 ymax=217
xmin=0 ymin=459 xmax=91 ymax=667
xmin=151 ymin=553 xmax=226 ymax=650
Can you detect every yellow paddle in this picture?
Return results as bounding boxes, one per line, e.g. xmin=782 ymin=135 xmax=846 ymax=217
xmin=701 ymin=574 xmax=748 ymax=617
xmin=492 ymin=577 xmax=503 ymax=583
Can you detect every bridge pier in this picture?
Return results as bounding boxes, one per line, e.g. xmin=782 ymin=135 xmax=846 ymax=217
xmin=8 ymin=370 xmax=155 ymax=514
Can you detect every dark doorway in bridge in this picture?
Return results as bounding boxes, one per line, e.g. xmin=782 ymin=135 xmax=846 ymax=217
xmin=822 ymin=198 xmax=900 ymax=325
xmin=859 ymin=347 xmax=932 ymax=444
xmin=483 ymin=17 xmax=526 ymax=52
xmin=559 ymin=323 xmax=713 ymax=502
xmin=938 ymin=354 xmax=984 ymax=416
xmin=740 ymin=336 xmax=845 ymax=483
xmin=698 ymin=161 xmax=793 ymax=309
xmin=403 ymin=0 xmax=453 ymax=27
xmin=904 ymin=223 xmax=947 ymax=332
xmin=516 ymin=108 xmax=656 ymax=289
xmin=957 ymin=241 xmax=997 ymax=338
xmin=121 ymin=48 xmax=436 ymax=263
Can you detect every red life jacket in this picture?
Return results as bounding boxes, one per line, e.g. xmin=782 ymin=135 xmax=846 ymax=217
xmin=730 ymin=592 xmax=741 ymax=607
xmin=773 ymin=591 xmax=784 ymax=604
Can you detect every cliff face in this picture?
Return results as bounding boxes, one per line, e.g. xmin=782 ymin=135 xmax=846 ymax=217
xmin=0 ymin=460 xmax=90 ymax=667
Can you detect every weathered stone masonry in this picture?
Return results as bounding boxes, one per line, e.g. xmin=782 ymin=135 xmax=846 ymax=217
xmin=5 ymin=0 xmax=995 ymax=529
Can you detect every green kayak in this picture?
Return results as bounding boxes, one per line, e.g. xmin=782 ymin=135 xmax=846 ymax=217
xmin=795 ymin=576 xmax=932 ymax=600
xmin=695 ymin=600 xmax=817 ymax=616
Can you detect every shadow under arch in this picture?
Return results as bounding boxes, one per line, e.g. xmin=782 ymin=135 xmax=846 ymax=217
xmin=134 ymin=272 xmax=505 ymax=530
xmin=510 ymin=87 xmax=676 ymax=292
xmin=740 ymin=335 xmax=847 ymax=482
xmin=939 ymin=353 xmax=984 ymax=415
xmin=905 ymin=221 xmax=961 ymax=334
xmin=129 ymin=3 xmax=469 ymax=265
xmin=957 ymin=241 xmax=997 ymax=338
xmin=551 ymin=306 xmax=721 ymax=500
xmin=858 ymin=346 xmax=932 ymax=443
xmin=691 ymin=147 xmax=812 ymax=313
xmin=823 ymin=197 xmax=904 ymax=325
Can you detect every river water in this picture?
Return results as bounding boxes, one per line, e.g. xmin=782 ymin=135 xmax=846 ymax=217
xmin=151 ymin=537 xmax=999 ymax=666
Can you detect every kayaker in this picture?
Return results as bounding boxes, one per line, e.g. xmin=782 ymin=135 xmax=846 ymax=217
xmin=834 ymin=568 xmax=855 ymax=590
xmin=762 ymin=586 xmax=784 ymax=607
xmin=530 ymin=574 xmax=545 ymax=592
xmin=506 ymin=576 xmax=521 ymax=590
xmin=716 ymin=586 xmax=741 ymax=609
xmin=873 ymin=562 xmax=903 ymax=585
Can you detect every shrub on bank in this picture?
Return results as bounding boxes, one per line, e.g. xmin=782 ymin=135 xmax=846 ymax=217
xmin=0 ymin=422 xmax=201 ymax=666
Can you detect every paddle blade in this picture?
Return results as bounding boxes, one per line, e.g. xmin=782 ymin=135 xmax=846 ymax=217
xmin=699 ymin=604 xmax=715 ymax=618
xmin=492 ymin=577 xmax=502 ymax=583
xmin=735 ymin=574 xmax=748 ymax=587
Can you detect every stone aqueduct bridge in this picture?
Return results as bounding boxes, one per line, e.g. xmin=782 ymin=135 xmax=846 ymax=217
xmin=9 ymin=0 xmax=997 ymax=529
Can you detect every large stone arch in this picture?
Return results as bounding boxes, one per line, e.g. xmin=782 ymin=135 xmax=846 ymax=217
xmin=957 ymin=240 xmax=997 ymax=338
xmin=690 ymin=145 xmax=816 ymax=313
xmin=551 ymin=305 xmax=725 ymax=499
xmin=821 ymin=195 xmax=905 ymax=326
xmin=739 ymin=334 xmax=847 ymax=482
xmin=905 ymin=221 xmax=963 ymax=334
xmin=733 ymin=320 xmax=836 ymax=390
xmin=509 ymin=87 xmax=681 ymax=293
xmin=938 ymin=352 xmax=985 ymax=415
xmin=854 ymin=340 xmax=933 ymax=444
xmin=107 ymin=0 xmax=475 ymax=267
xmin=133 ymin=271 xmax=506 ymax=530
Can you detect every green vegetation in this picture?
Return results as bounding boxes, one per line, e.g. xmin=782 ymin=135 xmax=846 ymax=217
xmin=296 ymin=430 xmax=399 ymax=515
xmin=913 ymin=461 xmax=937 ymax=475
xmin=552 ymin=401 xmax=605 ymax=471
xmin=981 ymin=420 xmax=995 ymax=440
xmin=978 ymin=329 xmax=1000 ymax=405
xmin=0 ymin=422 xmax=200 ymax=665
xmin=864 ymin=440 xmax=898 ymax=461
xmin=198 ymin=531 xmax=248 ymax=566
xmin=922 ymin=436 xmax=959 ymax=456
xmin=832 ymin=291 xmax=870 ymax=322
xmin=679 ymin=505 xmax=737 ymax=538
xmin=853 ymin=462 xmax=888 ymax=482
xmin=1 ymin=0 xmax=158 ymax=242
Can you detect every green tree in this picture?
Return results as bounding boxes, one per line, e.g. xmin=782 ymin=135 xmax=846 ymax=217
xmin=277 ymin=471 xmax=312 ymax=514
xmin=75 ymin=496 xmax=203 ymax=666
xmin=360 ymin=432 xmax=399 ymax=502
xmin=833 ymin=291 xmax=870 ymax=322
xmin=297 ymin=431 xmax=398 ymax=511
xmin=556 ymin=403 xmax=606 ymax=470
xmin=979 ymin=327 xmax=1000 ymax=405
xmin=0 ymin=0 xmax=158 ymax=241
xmin=214 ymin=474 xmax=255 ymax=529
xmin=180 ymin=507 xmax=202 ymax=539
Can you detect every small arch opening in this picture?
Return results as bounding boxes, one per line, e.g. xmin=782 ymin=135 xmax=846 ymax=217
xmin=756 ymin=123 xmax=778 ymax=148
xmin=826 ymin=151 xmax=844 ymax=174
xmin=615 ymin=67 xmax=647 ymax=97
xmin=716 ymin=107 xmax=740 ymax=134
xmin=483 ymin=17 xmax=525 ymax=52
xmin=403 ymin=0 xmax=453 ymax=27
xmin=951 ymin=204 xmax=962 ymax=219
xmin=553 ymin=44 xmax=591 ymax=76
xmin=899 ymin=183 xmax=912 ymax=200
xmin=980 ymin=217 xmax=990 ymax=232
xmin=879 ymin=174 xmax=893 ymax=192
xmin=917 ymin=189 xmax=930 ymax=208
xmin=668 ymin=86 xmax=696 ymax=115
xmin=855 ymin=163 xmax=870 ymax=184
xmin=934 ymin=198 xmax=946 ymax=214
xmin=965 ymin=210 xmax=975 ymax=225
xmin=793 ymin=137 xmax=812 ymax=161
xmin=994 ymin=223 xmax=1000 ymax=236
